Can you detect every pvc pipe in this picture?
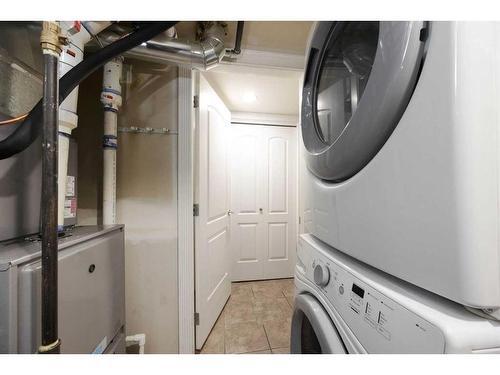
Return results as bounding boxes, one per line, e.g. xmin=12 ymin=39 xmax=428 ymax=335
xmin=101 ymin=58 xmax=122 ymax=225
xmin=0 ymin=22 xmax=176 ymax=160
xmin=57 ymin=21 xmax=111 ymax=231
xmin=126 ymin=334 xmax=146 ymax=354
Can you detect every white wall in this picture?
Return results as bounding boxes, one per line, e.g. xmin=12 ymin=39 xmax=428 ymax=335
xmin=76 ymin=62 xmax=180 ymax=354
xmin=117 ymin=63 xmax=179 ymax=354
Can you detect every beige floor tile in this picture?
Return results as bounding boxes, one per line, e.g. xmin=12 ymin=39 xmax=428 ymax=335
xmin=271 ymin=347 xmax=290 ymax=354
xmin=200 ymin=315 xmax=225 ymax=354
xmin=224 ymin=300 xmax=257 ymax=328
xmin=225 ymin=321 xmax=270 ymax=354
xmin=263 ymin=318 xmax=292 ymax=349
xmin=254 ymin=297 xmax=292 ymax=324
xmin=231 ymin=282 xmax=254 ymax=302
xmin=251 ymin=280 xmax=288 ymax=300
xmin=281 ymin=280 xmax=295 ymax=299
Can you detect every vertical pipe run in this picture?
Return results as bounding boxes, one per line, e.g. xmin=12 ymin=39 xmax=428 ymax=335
xmin=101 ymin=58 xmax=123 ymax=225
xmin=40 ymin=51 xmax=61 ymax=354
xmin=233 ymin=21 xmax=245 ymax=55
xmin=103 ymin=110 xmax=118 ymax=224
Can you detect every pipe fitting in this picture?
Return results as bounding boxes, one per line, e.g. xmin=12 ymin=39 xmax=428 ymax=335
xmin=40 ymin=21 xmax=68 ymax=55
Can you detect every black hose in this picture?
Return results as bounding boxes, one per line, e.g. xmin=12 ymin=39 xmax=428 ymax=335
xmin=39 ymin=52 xmax=60 ymax=354
xmin=0 ymin=21 xmax=178 ymax=160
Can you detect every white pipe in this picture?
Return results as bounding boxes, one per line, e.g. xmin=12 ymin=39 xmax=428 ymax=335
xmin=57 ymin=21 xmax=111 ymax=231
xmin=101 ymin=58 xmax=123 ymax=225
xmin=126 ymin=333 xmax=146 ymax=354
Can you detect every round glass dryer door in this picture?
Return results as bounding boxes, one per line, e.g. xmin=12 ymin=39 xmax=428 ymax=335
xmin=290 ymin=294 xmax=347 ymax=354
xmin=301 ymin=21 xmax=426 ymax=181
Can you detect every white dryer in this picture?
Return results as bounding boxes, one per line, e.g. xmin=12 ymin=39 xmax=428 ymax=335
xmin=300 ymin=21 xmax=500 ymax=316
xmin=291 ymin=234 xmax=500 ymax=353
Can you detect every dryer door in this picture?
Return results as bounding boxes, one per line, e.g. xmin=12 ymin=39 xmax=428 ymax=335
xmin=290 ymin=293 xmax=346 ymax=354
xmin=301 ymin=21 xmax=426 ymax=181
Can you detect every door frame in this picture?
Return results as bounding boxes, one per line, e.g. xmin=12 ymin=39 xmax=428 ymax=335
xmin=177 ymin=66 xmax=195 ymax=354
xmin=176 ymin=70 xmax=302 ymax=353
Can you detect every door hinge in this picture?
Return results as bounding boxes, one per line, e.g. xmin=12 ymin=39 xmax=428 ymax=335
xmin=193 ymin=95 xmax=199 ymax=108
xmin=299 ymin=216 xmax=302 ymax=225
xmin=193 ymin=203 xmax=199 ymax=217
xmin=194 ymin=312 xmax=200 ymax=326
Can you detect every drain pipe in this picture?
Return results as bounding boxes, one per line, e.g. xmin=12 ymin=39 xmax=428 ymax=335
xmin=226 ymin=21 xmax=244 ymax=56
xmin=98 ymin=22 xmax=227 ymax=70
xmin=101 ymin=58 xmax=122 ymax=225
xmin=38 ymin=21 xmax=65 ymax=354
xmin=57 ymin=21 xmax=111 ymax=232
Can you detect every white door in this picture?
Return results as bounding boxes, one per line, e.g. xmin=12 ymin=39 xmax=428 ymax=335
xmin=194 ymin=75 xmax=231 ymax=350
xmin=230 ymin=124 xmax=297 ymax=281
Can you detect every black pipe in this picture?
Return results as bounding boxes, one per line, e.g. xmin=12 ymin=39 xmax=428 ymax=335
xmin=229 ymin=21 xmax=244 ymax=55
xmin=39 ymin=52 xmax=60 ymax=354
xmin=0 ymin=21 xmax=178 ymax=160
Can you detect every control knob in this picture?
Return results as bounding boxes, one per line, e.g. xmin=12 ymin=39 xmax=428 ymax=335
xmin=313 ymin=263 xmax=330 ymax=287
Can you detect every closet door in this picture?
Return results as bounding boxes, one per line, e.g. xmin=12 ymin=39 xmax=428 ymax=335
xmin=230 ymin=124 xmax=297 ymax=281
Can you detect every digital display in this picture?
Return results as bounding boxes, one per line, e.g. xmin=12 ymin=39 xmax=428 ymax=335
xmin=352 ymin=283 xmax=365 ymax=298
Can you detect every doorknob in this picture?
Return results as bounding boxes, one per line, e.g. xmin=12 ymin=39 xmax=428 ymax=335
xmin=259 ymin=208 xmax=263 ymax=213
xmin=228 ymin=209 xmax=233 ymax=216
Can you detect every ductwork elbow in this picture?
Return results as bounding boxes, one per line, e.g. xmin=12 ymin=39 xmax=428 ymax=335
xmin=196 ymin=23 xmax=226 ymax=70
xmin=98 ymin=22 xmax=226 ymax=71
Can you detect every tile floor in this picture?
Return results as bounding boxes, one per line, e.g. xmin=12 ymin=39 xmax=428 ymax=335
xmin=200 ymin=278 xmax=295 ymax=354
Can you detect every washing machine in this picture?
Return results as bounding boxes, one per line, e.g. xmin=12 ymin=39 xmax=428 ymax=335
xmin=291 ymin=234 xmax=500 ymax=353
xmin=300 ymin=21 xmax=500 ymax=317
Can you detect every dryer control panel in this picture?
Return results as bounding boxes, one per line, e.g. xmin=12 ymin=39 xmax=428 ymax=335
xmin=298 ymin=235 xmax=445 ymax=353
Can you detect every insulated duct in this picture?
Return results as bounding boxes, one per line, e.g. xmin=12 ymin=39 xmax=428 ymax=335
xmin=98 ymin=22 xmax=227 ymax=70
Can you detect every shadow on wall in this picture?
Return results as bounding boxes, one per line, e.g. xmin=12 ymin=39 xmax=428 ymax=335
xmin=75 ymin=68 xmax=104 ymax=225
xmin=118 ymin=62 xmax=179 ymax=354
xmin=76 ymin=59 xmax=180 ymax=353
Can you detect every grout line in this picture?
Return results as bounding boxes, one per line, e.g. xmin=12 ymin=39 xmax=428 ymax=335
xmin=262 ymin=323 xmax=272 ymax=351
xmin=282 ymin=290 xmax=293 ymax=309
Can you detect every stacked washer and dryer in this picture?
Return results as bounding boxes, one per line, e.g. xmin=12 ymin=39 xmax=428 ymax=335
xmin=292 ymin=21 xmax=500 ymax=353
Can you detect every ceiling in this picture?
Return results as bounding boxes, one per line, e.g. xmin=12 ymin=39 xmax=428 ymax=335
xmin=203 ymin=65 xmax=302 ymax=115
xmin=175 ymin=21 xmax=313 ymax=56
xmin=176 ymin=21 xmax=311 ymax=116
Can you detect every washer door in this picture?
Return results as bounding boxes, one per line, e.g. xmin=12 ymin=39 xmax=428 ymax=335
xmin=290 ymin=293 xmax=346 ymax=354
xmin=301 ymin=21 xmax=426 ymax=181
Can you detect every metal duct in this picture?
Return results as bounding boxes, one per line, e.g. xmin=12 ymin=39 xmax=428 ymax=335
xmin=98 ymin=22 xmax=226 ymax=70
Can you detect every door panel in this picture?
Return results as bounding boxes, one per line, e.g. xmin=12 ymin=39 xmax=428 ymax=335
xmin=207 ymin=108 xmax=229 ymax=220
xmin=230 ymin=124 xmax=297 ymax=281
xmin=262 ymin=126 xmax=297 ymax=279
xmin=230 ymin=125 xmax=265 ymax=281
xmin=268 ymin=137 xmax=288 ymax=213
xmin=195 ymin=76 xmax=231 ymax=350
xmin=232 ymin=133 xmax=259 ymax=213
xmin=268 ymin=223 xmax=288 ymax=260
xmin=238 ymin=223 xmax=259 ymax=261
